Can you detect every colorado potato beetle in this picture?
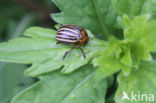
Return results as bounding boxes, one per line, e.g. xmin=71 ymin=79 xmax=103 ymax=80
xmin=56 ymin=24 xmax=89 ymax=60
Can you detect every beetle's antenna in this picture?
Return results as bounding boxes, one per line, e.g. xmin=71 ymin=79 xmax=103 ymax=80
xmin=90 ymin=34 xmax=102 ymax=40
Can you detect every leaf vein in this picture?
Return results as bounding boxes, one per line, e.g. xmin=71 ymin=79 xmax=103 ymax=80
xmin=61 ymin=71 xmax=96 ymax=103
xmin=92 ymin=0 xmax=109 ymax=38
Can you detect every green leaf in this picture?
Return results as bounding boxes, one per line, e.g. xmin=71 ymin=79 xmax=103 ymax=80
xmin=96 ymin=15 xmax=156 ymax=79
xmin=115 ymin=60 xmax=156 ymax=103
xmin=51 ymin=0 xmax=119 ymax=39
xmin=92 ymin=37 xmax=122 ymax=80
xmin=91 ymin=36 xmax=135 ymax=79
xmin=112 ymin=0 xmax=156 ymax=17
xmin=123 ymin=15 xmax=156 ymax=52
xmin=119 ymin=47 xmax=132 ymax=76
xmin=0 ymin=27 xmax=106 ymax=76
xmin=24 ymin=26 xmax=56 ymax=38
xmin=140 ymin=0 xmax=156 ymax=16
xmin=117 ymin=14 xmax=156 ymax=72
xmin=92 ymin=53 xmax=121 ymax=81
xmin=11 ymin=65 xmax=107 ymax=103
xmin=0 ymin=63 xmax=33 ymax=103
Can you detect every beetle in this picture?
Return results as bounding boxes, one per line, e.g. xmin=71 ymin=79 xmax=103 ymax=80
xmin=56 ymin=24 xmax=89 ymax=60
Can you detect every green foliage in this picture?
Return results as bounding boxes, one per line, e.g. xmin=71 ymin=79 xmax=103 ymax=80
xmin=0 ymin=0 xmax=28 ymax=39
xmin=112 ymin=0 xmax=156 ymax=17
xmin=0 ymin=27 xmax=106 ymax=77
xmin=115 ymin=61 xmax=156 ymax=103
xmin=51 ymin=0 xmax=119 ymax=39
xmin=92 ymin=14 xmax=156 ymax=80
xmin=0 ymin=0 xmax=156 ymax=103
xmin=0 ymin=63 xmax=33 ymax=103
xmin=123 ymin=15 xmax=156 ymax=52
xmin=11 ymin=65 xmax=107 ymax=103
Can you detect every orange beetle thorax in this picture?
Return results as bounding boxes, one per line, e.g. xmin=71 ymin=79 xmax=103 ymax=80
xmin=79 ymin=30 xmax=89 ymax=44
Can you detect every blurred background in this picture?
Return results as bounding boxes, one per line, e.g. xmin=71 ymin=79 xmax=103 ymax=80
xmin=0 ymin=0 xmax=59 ymax=103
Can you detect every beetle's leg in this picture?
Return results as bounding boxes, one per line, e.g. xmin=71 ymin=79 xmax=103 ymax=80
xmin=62 ymin=44 xmax=76 ymax=60
xmin=79 ymin=45 xmax=86 ymax=59
xmin=56 ymin=41 xmax=61 ymax=44
xmin=59 ymin=24 xmax=63 ymax=26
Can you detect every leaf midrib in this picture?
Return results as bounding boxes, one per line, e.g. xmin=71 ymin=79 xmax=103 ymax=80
xmin=61 ymin=71 xmax=96 ymax=103
xmin=92 ymin=0 xmax=110 ymax=39
xmin=0 ymin=43 xmax=105 ymax=52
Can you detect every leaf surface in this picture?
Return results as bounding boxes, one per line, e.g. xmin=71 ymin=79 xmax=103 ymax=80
xmin=52 ymin=0 xmax=119 ymax=39
xmin=11 ymin=65 xmax=107 ymax=103
xmin=115 ymin=60 xmax=156 ymax=103
xmin=112 ymin=0 xmax=156 ymax=17
xmin=0 ymin=63 xmax=33 ymax=103
xmin=0 ymin=27 xmax=106 ymax=76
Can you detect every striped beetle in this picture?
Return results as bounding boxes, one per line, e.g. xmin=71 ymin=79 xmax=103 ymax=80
xmin=56 ymin=24 xmax=89 ymax=60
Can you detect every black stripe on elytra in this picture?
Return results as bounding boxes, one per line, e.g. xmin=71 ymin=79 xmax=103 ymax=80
xmin=56 ymin=36 xmax=77 ymax=40
xmin=57 ymin=29 xmax=78 ymax=36
xmin=60 ymin=24 xmax=82 ymax=31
